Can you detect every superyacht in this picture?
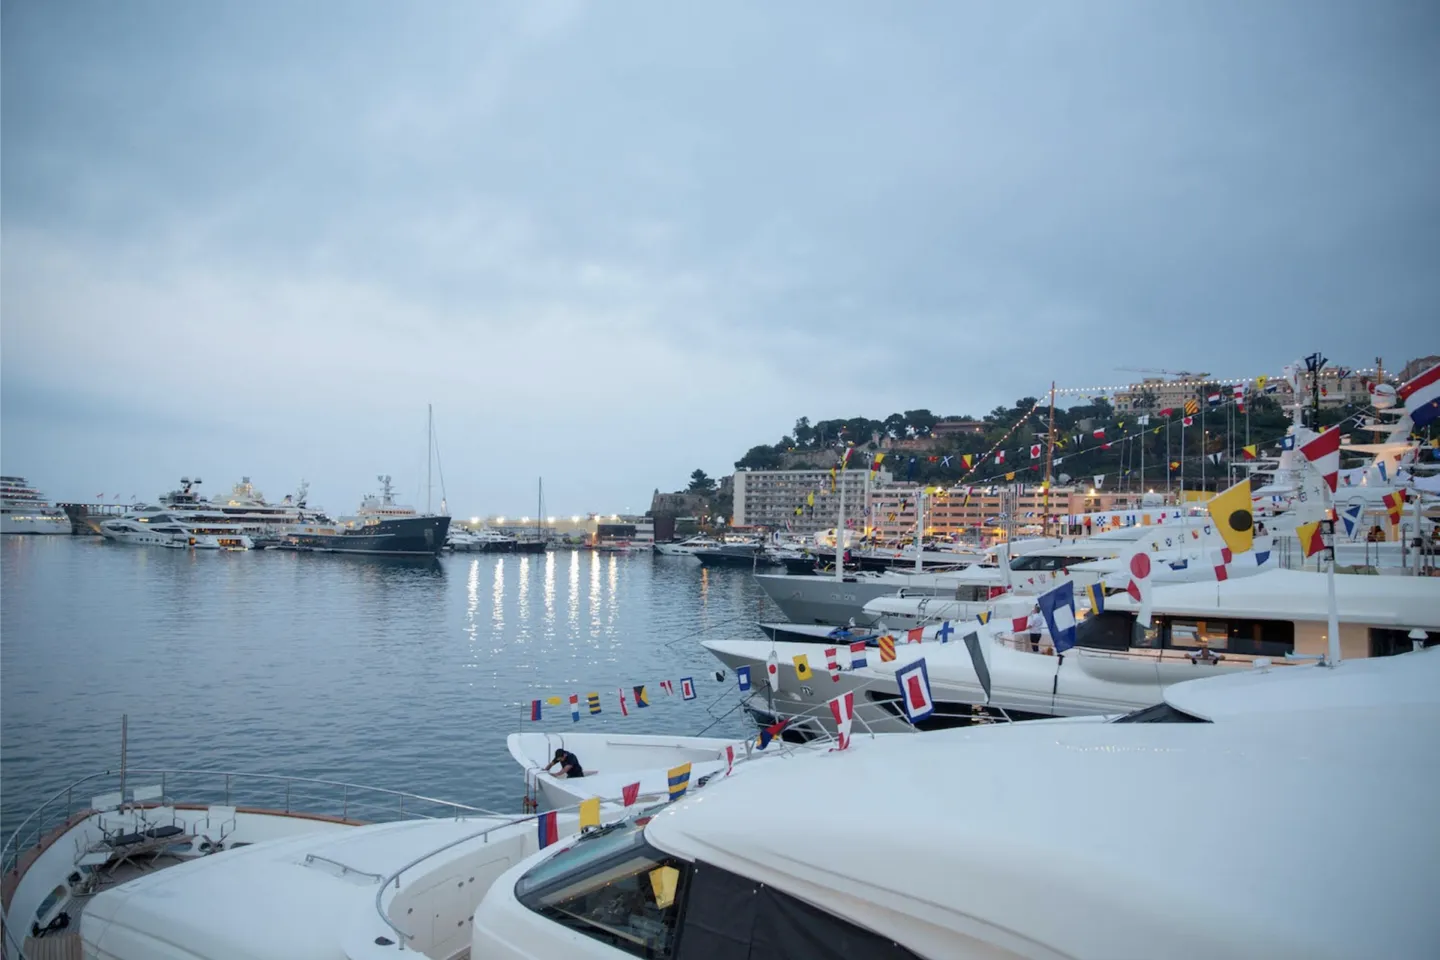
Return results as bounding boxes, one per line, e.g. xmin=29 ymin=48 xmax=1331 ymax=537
xmin=273 ymin=475 xmax=451 ymax=557
xmin=0 ymin=476 xmax=71 ymax=535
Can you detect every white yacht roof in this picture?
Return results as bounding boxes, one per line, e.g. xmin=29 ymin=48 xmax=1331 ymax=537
xmin=645 ymin=685 xmax=1440 ymax=960
xmin=80 ymin=816 xmax=513 ymax=960
xmin=1104 ymin=568 xmax=1440 ymax=628
xmin=1165 ymin=645 xmax=1440 ymax=720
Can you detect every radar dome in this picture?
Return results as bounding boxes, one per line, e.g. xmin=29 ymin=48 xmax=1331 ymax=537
xmin=1372 ymin=382 xmax=1397 ymax=410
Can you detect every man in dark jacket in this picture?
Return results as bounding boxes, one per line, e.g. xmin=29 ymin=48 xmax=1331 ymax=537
xmin=545 ymin=748 xmax=584 ymax=779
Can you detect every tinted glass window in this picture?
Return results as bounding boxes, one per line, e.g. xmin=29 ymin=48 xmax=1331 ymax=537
xmin=1167 ymin=618 xmax=1293 ymax=656
xmin=517 ymin=824 xmax=689 ymax=958
xmin=1074 ymin=611 xmax=1134 ymax=650
xmin=1369 ymin=628 xmax=1439 ymax=658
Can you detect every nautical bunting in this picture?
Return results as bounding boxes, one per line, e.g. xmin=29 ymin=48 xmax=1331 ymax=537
xmin=681 ymin=677 xmax=696 ymax=700
xmin=537 ymin=811 xmax=559 ymax=848
xmin=848 ymin=641 xmax=868 ymax=669
xmin=757 ymin=718 xmax=789 ymax=750
xmin=824 ymin=648 xmax=841 ymax=681
xmin=793 ymin=654 xmax=813 ymax=681
xmin=587 ymin=692 xmax=602 ymax=715
xmin=828 ymin=691 xmax=855 ymax=751
xmin=570 ymin=694 xmax=580 ymax=723
xmin=667 ymin=763 xmax=692 ymax=801
xmin=621 ymin=781 xmax=640 ymax=806
xmin=878 ymin=635 xmax=896 ymax=662
xmin=766 ymin=650 xmax=781 ymax=691
xmin=736 ymin=665 xmax=752 ymax=691
xmin=579 ymin=796 xmax=600 ymax=829
xmin=1298 ymin=428 xmax=1341 ymax=495
xmin=530 ymin=700 xmax=542 ymax=721
xmin=906 ymin=627 xmax=923 ymax=644
xmin=619 ymin=688 xmax=629 ymax=716
xmin=633 ymin=685 xmax=650 ymax=708
xmin=659 ymin=680 xmax=674 ymax=696
xmin=894 ymin=658 xmax=934 ymax=724
xmin=1383 ymin=491 xmax=1404 ymax=527
xmin=1297 ymin=520 xmax=1326 ymax=558
xmin=936 ymin=621 xmax=954 ymax=644
xmin=1038 ymin=581 xmax=1077 ymax=654
xmin=1084 ymin=582 xmax=1105 ymax=615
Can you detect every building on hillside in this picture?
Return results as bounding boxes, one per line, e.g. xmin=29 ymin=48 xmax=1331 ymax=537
xmin=1113 ymin=367 xmax=1380 ymax=413
xmin=732 ymin=467 xmax=891 ymax=533
xmin=866 ymin=484 xmax=1153 ymax=542
xmin=1398 ymin=355 xmax=1439 ymax=383
xmin=931 ymin=419 xmax=987 ymax=438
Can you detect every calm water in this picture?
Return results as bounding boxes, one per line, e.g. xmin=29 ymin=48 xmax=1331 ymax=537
xmin=1 ymin=538 xmax=776 ymax=836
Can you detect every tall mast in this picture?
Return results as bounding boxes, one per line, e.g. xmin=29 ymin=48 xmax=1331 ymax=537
xmin=427 ymin=403 xmax=433 ymax=515
xmin=1043 ymin=382 xmax=1056 ymax=537
xmin=834 ymin=465 xmax=846 ymax=583
xmin=537 ymin=478 xmax=542 ymax=539
xmin=914 ymin=485 xmax=925 ymax=573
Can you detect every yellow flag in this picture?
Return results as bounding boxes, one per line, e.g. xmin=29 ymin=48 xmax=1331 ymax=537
xmin=546 ymin=696 xmax=563 ymax=706
xmin=792 ymin=654 xmax=813 ymax=681
xmin=1255 ymin=374 xmax=1268 ymax=391
xmin=578 ymin=796 xmax=600 ymax=830
xmin=1005 ymin=472 xmax=1016 ymax=481
xmin=1206 ymin=478 xmax=1254 ymax=556
xmin=806 ymin=491 xmax=815 ymax=507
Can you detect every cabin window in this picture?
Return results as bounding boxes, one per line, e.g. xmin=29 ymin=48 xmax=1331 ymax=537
xmin=1167 ymin=618 xmax=1294 ymax=657
xmin=675 ymin=860 xmax=922 ymax=960
xmin=36 ymin=884 xmax=67 ymax=923
xmin=516 ymin=823 xmax=690 ymax=958
xmin=1369 ymin=629 xmax=1439 ymax=658
xmin=1074 ymin=611 xmax=1134 ymax=650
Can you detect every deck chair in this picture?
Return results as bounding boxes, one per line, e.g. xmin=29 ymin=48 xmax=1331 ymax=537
xmin=197 ymin=805 xmax=236 ymax=853
xmin=130 ymin=786 xmax=187 ymax=842
xmin=91 ymin=792 xmax=137 ymax=846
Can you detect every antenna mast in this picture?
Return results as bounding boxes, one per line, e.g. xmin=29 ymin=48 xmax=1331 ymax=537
xmin=427 ymin=403 xmax=433 ymax=515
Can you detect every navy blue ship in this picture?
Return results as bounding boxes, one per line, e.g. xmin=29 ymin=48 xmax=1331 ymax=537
xmin=270 ymin=475 xmax=451 ymax=557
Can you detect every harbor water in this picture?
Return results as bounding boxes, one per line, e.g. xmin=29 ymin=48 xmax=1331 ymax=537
xmin=1 ymin=538 xmax=775 ymax=837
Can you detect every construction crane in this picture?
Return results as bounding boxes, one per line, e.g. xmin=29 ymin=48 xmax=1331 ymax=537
xmin=1115 ymin=367 xmax=1209 ymax=379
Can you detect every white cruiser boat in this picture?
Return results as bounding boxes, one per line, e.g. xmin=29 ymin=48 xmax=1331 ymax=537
xmin=0 ymin=476 xmax=70 ymax=535
xmin=470 ymin=649 xmax=1440 ymax=959
xmin=0 ymin=762 xmax=588 ymax=960
xmin=8 ymin=653 xmax=1435 ymax=959
xmin=652 ymin=535 xmax=722 ymax=556
xmin=99 ymin=513 xmax=253 ymax=550
xmin=707 ymin=568 xmax=1440 ymax=734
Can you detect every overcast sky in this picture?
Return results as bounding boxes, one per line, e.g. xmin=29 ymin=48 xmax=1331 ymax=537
xmin=3 ymin=1 xmax=1436 ymax=516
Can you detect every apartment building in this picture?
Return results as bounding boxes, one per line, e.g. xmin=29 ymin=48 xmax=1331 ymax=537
xmin=867 ymin=484 xmax=1153 ymax=541
xmin=732 ymin=467 xmax=891 ymax=533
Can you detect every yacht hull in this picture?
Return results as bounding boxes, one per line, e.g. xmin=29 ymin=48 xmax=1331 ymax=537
xmin=0 ymin=514 xmax=71 ymax=535
xmin=279 ymin=515 xmax=451 ymax=557
xmin=754 ymin=573 xmax=954 ymax=626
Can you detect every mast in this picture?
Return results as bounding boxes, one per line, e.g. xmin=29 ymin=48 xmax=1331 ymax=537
xmin=914 ymin=485 xmax=924 ymax=573
xmin=1043 ymin=382 xmax=1055 ymax=537
xmin=537 ymin=478 xmax=543 ymax=541
xmin=427 ymin=403 xmax=433 ymax=515
xmin=834 ymin=463 xmax=846 ymax=582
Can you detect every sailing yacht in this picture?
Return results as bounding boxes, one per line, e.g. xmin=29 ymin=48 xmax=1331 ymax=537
xmin=0 ymin=476 xmax=71 ymax=535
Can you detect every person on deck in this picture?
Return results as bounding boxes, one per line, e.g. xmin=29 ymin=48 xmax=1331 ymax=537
xmin=545 ymin=748 xmax=584 ymax=779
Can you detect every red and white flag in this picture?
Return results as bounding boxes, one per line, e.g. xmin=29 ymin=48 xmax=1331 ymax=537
xmin=621 ymin=781 xmax=640 ymax=806
xmin=660 ymin=680 xmax=674 ymax=696
xmin=1233 ymin=383 xmax=1246 ymax=413
xmin=905 ymin=627 xmax=923 ymax=644
xmin=1030 ymin=444 xmax=1042 ymax=459
xmin=618 ymin=688 xmax=629 ymax=717
xmin=1093 ymin=428 xmax=1106 ymax=440
xmin=1298 ymin=427 xmax=1341 ymax=495
xmin=894 ymin=659 xmax=934 ymax=723
xmin=828 ymin=691 xmax=855 ymax=750
xmin=765 ymin=650 xmax=781 ymax=692
xmin=824 ymin=647 xmax=840 ymax=681
xmin=1126 ymin=551 xmax=1154 ymax=627
xmin=995 ymin=451 xmax=1006 ymax=465
xmin=724 ymin=744 xmax=735 ymax=776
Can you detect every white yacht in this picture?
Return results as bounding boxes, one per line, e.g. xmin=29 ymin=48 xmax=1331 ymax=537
xmin=469 ymin=649 xmax=1440 ymax=959
xmin=0 ymin=476 xmax=70 ymax=535
xmin=652 ymin=535 xmax=722 ymax=556
xmin=9 ymin=652 xmax=1435 ymax=959
xmin=99 ymin=512 xmax=253 ymax=550
xmin=706 ymin=568 xmax=1440 ymax=734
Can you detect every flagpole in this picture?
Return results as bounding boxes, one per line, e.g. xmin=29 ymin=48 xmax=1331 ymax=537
xmin=914 ymin=486 xmax=924 ymax=573
xmin=1166 ymin=419 xmax=1172 ymax=500
xmin=1043 ymin=382 xmax=1056 ymax=537
xmin=834 ymin=460 xmax=845 ymax=583
xmin=1200 ymin=395 xmax=1207 ymax=495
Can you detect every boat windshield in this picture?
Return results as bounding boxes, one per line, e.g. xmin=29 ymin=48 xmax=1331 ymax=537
xmin=515 ymin=819 xmax=690 ymax=958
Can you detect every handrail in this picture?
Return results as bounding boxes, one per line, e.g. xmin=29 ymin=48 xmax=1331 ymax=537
xmin=304 ymin=853 xmax=385 ymax=882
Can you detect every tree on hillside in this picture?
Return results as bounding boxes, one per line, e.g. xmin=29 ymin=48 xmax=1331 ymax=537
xmin=687 ymin=469 xmax=716 ymax=494
xmin=793 ymin=417 xmax=815 ymax=448
xmin=735 ymin=445 xmax=783 ymax=470
xmin=904 ymin=409 xmax=938 ymax=436
xmin=1132 ymin=388 xmax=1158 ymax=411
xmin=883 ymin=413 xmax=907 ymax=439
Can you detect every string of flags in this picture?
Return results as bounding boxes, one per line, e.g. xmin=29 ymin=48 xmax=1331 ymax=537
xmin=528 ymin=675 xmax=700 ymax=722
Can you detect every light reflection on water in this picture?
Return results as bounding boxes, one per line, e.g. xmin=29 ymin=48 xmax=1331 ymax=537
xmin=0 ymin=539 xmax=780 ymax=834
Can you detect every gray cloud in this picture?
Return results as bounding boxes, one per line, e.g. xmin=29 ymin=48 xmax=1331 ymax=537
xmin=3 ymin=0 xmax=1437 ymax=512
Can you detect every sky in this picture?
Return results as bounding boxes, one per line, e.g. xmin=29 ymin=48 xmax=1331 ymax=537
xmin=3 ymin=1 xmax=1437 ymax=516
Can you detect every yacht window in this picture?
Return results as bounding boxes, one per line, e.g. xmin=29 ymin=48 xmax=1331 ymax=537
xmin=1112 ymin=702 xmax=1210 ymax=723
xmin=676 ymin=860 xmax=922 ymax=960
xmin=516 ymin=822 xmax=689 ymax=959
xmin=954 ymin=584 xmax=990 ymax=602
xmin=1369 ymin=628 xmax=1439 ymax=658
xmin=1073 ymin=611 xmax=1134 ymax=650
xmin=1166 ymin=618 xmax=1294 ymax=657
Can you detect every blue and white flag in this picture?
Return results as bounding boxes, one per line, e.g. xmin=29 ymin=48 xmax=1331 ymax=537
xmin=681 ymin=677 xmax=696 ymax=701
xmin=1038 ymin=581 xmax=1078 ymax=654
xmin=1340 ymin=502 xmax=1364 ymax=540
xmin=894 ymin=658 xmax=934 ymax=724
xmin=1280 ymin=435 xmax=1296 ymax=450
xmin=736 ymin=665 xmax=751 ymax=692
xmin=1376 ymin=460 xmax=1389 ymax=483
